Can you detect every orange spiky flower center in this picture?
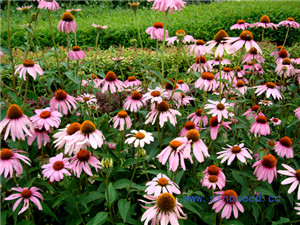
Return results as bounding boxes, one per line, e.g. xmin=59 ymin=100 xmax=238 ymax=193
xmin=222 ymin=190 xmax=238 ymax=203
xmin=240 ymin=30 xmax=253 ymax=41
xmin=287 ymin=17 xmax=295 ymax=21
xmin=80 ymin=120 xmax=96 ymax=135
xmin=279 ymin=136 xmax=292 ymax=147
xmin=209 ymin=116 xmax=219 ymax=127
xmin=21 ymin=189 xmax=32 ymax=198
xmin=209 ymin=175 xmax=219 ymax=183
xmin=249 ymin=47 xmax=257 ymax=54
xmin=214 ymin=29 xmax=229 ymax=43
xmin=175 ymin=29 xmax=186 ymax=37
xmin=177 ymin=80 xmax=184 ymax=84
xmin=135 ymin=132 xmax=145 ymax=139
xmin=260 ymin=15 xmax=270 ymax=23
xmin=184 ymin=121 xmax=196 ymax=130
xmin=261 ymin=155 xmax=277 ymax=168
xmin=22 ymin=59 xmax=34 ymax=67
xmin=231 ymin=146 xmax=242 ymax=153
xmin=196 ymin=55 xmax=207 ymax=64
xmin=251 ymin=105 xmax=260 ymax=112
xmin=67 ymin=122 xmax=81 ymax=135
xmin=0 ymin=148 xmax=13 ymax=160
xmin=105 ymin=71 xmax=117 ymax=81
xmin=153 ymin=22 xmax=164 ymax=28
xmin=131 ymin=91 xmax=142 ymax=100
xmin=208 ymin=165 xmax=219 ymax=175
xmin=282 ymin=58 xmax=291 ymax=65
xmin=40 ymin=111 xmax=51 ymax=119
xmin=169 ymin=140 xmax=182 ymax=150
xmin=196 ymin=39 xmax=205 ymax=45
xmin=195 ymin=108 xmax=204 ymax=116
xmin=72 ymin=46 xmax=81 ymax=51
xmin=165 ymin=79 xmax=177 ymax=90
xmin=117 ymin=110 xmax=128 ymax=118
xmin=236 ymin=80 xmax=245 ymax=87
xmin=7 ymin=104 xmax=23 ymax=119
xmin=61 ymin=12 xmax=74 ymax=21
xmin=278 ymin=49 xmax=288 ymax=58
xmin=256 ymin=116 xmax=267 ymax=123
xmin=53 ymin=161 xmax=64 ymax=170
xmin=156 ymin=100 xmax=169 ymax=112
xmin=156 ymin=193 xmax=176 ymax=212
xmin=77 ymin=149 xmax=90 ymax=161
xmin=151 ymin=91 xmax=161 ymax=97
xmin=128 ymin=76 xmax=136 ymax=81
xmin=201 ymin=72 xmax=215 ymax=80
xmin=158 ymin=178 xmax=169 ymax=186
xmin=237 ymin=19 xmax=245 ymax=24
xmin=55 ymin=90 xmax=67 ymax=100
xmin=186 ymin=129 xmax=200 ymax=142
xmin=217 ymin=103 xmax=225 ymax=110
xmin=266 ymin=82 xmax=276 ymax=89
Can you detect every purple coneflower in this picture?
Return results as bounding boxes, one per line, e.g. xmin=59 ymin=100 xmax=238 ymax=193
xmin=242 ymin=47 xmax=265 ymax=64
xmin=143 ymin=87 xmax=168 ymax=104
xmin=30 ymin=107 xmax=62 ymax=131
xmin=205 ymin=98 xmax=229 ymax=122
xmin=275 ymin=137 xmax=293 ymax=158
xmin=208 ymin=56 xmax=231 ymax=67
xmin=179 ymin=121 xmax=199 ymax=137
xmin=123 ymin=89 xmax=146 ymax=112
xmin=253 ymin=154 xmax=277 ymax=183
xmin=125 ymin=130 xmax=154 ymax=148
xmin=251 ymin=15 xmax=278 ymax=29
xmin=270 ymin=117 xmax=281 ymax=126
xmin=166 ymin=29 xmax=195 ymax=45
xmin=253 ymin=82 xmax=282 ymax=100
xmin=188 ymin=55 xmax=212 ymax=73
xmin=195 ymin=72 xmax=218 ymax=92
xmin=278 ymin=17 xmax=299 ymax=29
xmin=145 ymin=173 xmax=181 ymax=196
xmin=206 ymin=29 xmax=231 ymax=57
xmin=209 ymin=116 xmax=231 ymax=140
xmin=15 ymin=59 xmax=43 ymax=80
xmin=275 ymin=58 xmax=295 ymax=78
xmin=230 ymin=19 xmax=250 ymax=30
xmin=110 ymin=110 xmax=132 ymax=131
xmin=277 ymin=164 xmax=300 ymax=199
xmin=38 ymin=0 xmax=60 ymax=11
xmin=217 ymin=143 xmax=252 ymax=165
xmin=146 ymin=22 xmax=168 ymax=41
xmin=27 ymin=128 xmax=51 ymax=149
xmin=250 ymin=115 xmax=270 ymax=136
xmin=98 ymin=71 xmax=123 ymax=94
xmin=185 ymin=129 xmax=209 ymax=163
xmin=57 ymin=12 xmax=77 ymax=34
xmin=188 ymin=39 xmax=212 ymax=56
xmin=50 ymin=90 xmax=77 ymax=115
xmin=187 ymin=108 xmax=208 ymax=127
xmin=67 ymin=46 xmax=86 ymax=60
xmin=123 ymin=76 xmax=141 ymax=88
xmin=176 ymin=80 xmax=189 ymax=93
xmin=149 ymin=0 xmax=186 ymax=14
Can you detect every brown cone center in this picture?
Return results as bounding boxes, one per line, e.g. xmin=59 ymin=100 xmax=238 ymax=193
xmin=105 ymin=71 xmax=117 ymax=81
xmin=266 ymin=82 xmax=275 ymax=89
xmin=196 ymin=39 xmax=205 ymax=45
xmin=158 ymin=177 xmax=169 ymax=186
xmin=240 ymin=30 xmax=253 ymax=41
xmin=209 ymin=175 xmax=219 ymax=183
xmin=7 ymin=104 xmax=23 ymax=119
xmin=131 ymin=91 xmax=142 ymax=100
xmin=53 ymin=161 xmax=64 ymax=170
xmin=40 ymin=111 xmax=51 ymax=119
xmin=67 ymin=122 xmax=81 ymax=135
xmin=118 ymin=110 xmax=128 ymax=118
xmin=128 ymin=76 xmax=136 ymax=81
xmin=62 ymin=12 xmax=74 ymax=21
xmin=236 ymin=81 xmax=245 ymax=87
xmin=0 ymin=148 xmax=13 ymax=160
xmin=201 ymin=72 xmax=215 ymax=80
xmin=55 ymin=90 xmax=67 ymax=100
xmin=231 ymin=146 xmax=241 ymax=153
xmin=237 ymin=19 xmax=245 ymax=24
xmin=72 ymin=46 xmax=81 ymax=51
xmin=209 ymin=116 xmax=219 ymax=127
xmin=21 ymin=189 xmax=32 ymax=198
xmin=256 ymin=116 xmax=267 ymax=123
xmin=22 ymin=59 xmax=34 ymax=67
xmin=217 ymin=103 xmax=225 ymax=110
xmin=208 ymin=165 xmax=219 ymax=175
xmin=214 ymin=29 xmax=229 ymax=43
xmin=222 ymin=190 xmax=238 ymax=203
xmin=279 ymin=137 xmax=292 ymax=147
xmin=77 ymin=149 xmax=90 ymax=161
xmin=186 ymin=129 xmax=200 ymax=142
xmin=153 ymin=22 xmax=164 ymax=28
xmin=169 ymin=140 xmax=182 ymax=150
xmin=260 ymin=15 xmax=271 ymax=23
xmin=156 ymin=193 xmax=176 ymax=212
xmin=261 ymin=155 xmax=277 ymax=168
xmin=81 ymin=120 xmax=96 ymax=135
xmin=156 ymin=100 xmax=169 ymax=112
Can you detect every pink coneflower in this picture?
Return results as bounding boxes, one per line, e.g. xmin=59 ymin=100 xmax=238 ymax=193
xmin=50 ymin=90 xmax=77 ymax=115
xmin=233 ymin=80 xmax=247 ymax=95
xmin=215 ymin=67 xmax=235 ymax=83
xmin=278 ymin=164 xmax=300 ymax=199
xmin=64 ymin=120 xmax=105 ymax=152
xmin=110 ymin=110 xmax=132 ymax=131
xmin=149 ymin=0 xmax=187 ymax=14
xmin=0 ymin=148 xmax=31 ymax=178
xmin=203 ymin=165 xmax=226 ymax=184
xmin=0 ymin=104 xmax=34 ymax=142
xmin=188 ymin=55 xmax=212 ymax=73
xmin=4 ymin=187 xmax=43 ymax=215
xmin=270 ymin=46 xmax=285 ymax=58
xmin=157 ymin=137 xmax=192 ymax=171
xmin=253 ymin=154 xmax=277 ymax=183
xmin=250 ymin=115 xmax=270 ymax=136
xmin=125 ymin=130 xmax=154 ymax=148
xmin=66 ymin=8 xmax=82 ymax=16
xmin=143 ymin=87 xmax=168 ymax=104
xmin=112 ymin=57 xmax=124 ymax=62
xmin=206 ymin=29 xmax=231 ymax=57
xmin=225 ymin=30 xmax=262 ymax=54
xmin=291 ymin=57 xmax=300 ymax=65
xmin=0 ymin=50 xmax=3 ymax=57
xmin=243 ymin=61 xmax=262 ymax=71
xmin=185 ymin=129 xmax=209 ymax=163
xmin=70 ymin=149 xmax=101 ymax=177
xmin=176 ymin=93 xmax=194 ymax=107
xmin=251 ymin=15 xmax=278 ymax=29
xmin=145 ymin=173 xmax=181 ymax=196
xmin=164 ymin=79 xmax=181 ymax=101
xmin=275 ymin=48 xmax=290 ymax=64
xmin=210 ymin=190 xmax=244 ymax=219
xmin=294 ymin=107 xmax=300 ymax=120
xmin=243 ymin=105 xmax=264 ymax=119
xmin=209 ymin=116 xmax=232 ymax=140
xmin=67 ymin=46 xmax=86 ymax=60
xmin=82 ymin=74 xmax=101 ymax=87
xmin=27 ymin=128 xmax=50 ymax=149
xmin=14 ymin=59 xmax=43 ymax=80
xmin=188 ymin=39 xmax=212 ymax=56
xmin=57 ymin=12 xmax=77 ymax=34
xmin=202 ymin=174 xmax=225 ymax=190
xmin=98 ymin=71 xmax=123 ymax=93
xmin=275 ymin=137 xmax=293 ymax=158
xmin=145 ymin=100 xmax=181 ymax=127
xmin=30 ymin=107 xmax=62 ymax=131
xmin=179 ymin=121 xmax=199 ymax=137
xmin=76 ymin=93 xmax=97 ymax=105
xmin=107 ymin=142 xmax=116 ymax=150
xmin=253 ymin=82 xmax=282 ymax=100
xmin=38 ymin=0 xmax=60 ymax=11
xmin=53 ymin=122 xmax=82 ymax=156
xmin=187 ymin=108 xmax=208 ymax=127
xmin=123 ymin=76 xmax=141 ymax=88
xmin=259 ymin=100 xmax=273 ymax=107
xmin=270 ymin=117 xmax=281 ymax=126
xmin=139 ymin=193 xmax=187 ymax=224
xmin=217 ymin=143 xmax=252 ymax=165
xmin=124 ymin=90 xmax=146 ymax=112
xmin=146 ymin=22 xmax=168 ymax=41
xmin=275 ymin=58 xmax=295 ymax=78
xmin=42 ymin=153 xmax=72 ymax=182
xmin=176 ymin=80 xmax=189 ymax=93
xmin=230 ymin=19 xmax=250 ymax=30
xmin=233 ymin=66 xmax=245 ymax=78
xmin=278 ymin=17 xmax=300 ymax=29
xmin=166 ymin=29 xmax=195 ymax=46
xmin=208 ymin=56 xmax=231 ymax=67
xmin=92 ymin=24 xmax=108 ymax=30
xmin=16 ymin=5 xmax=32 ymax=13
xmin=205 ymin=98 xmax=229 ymax=122
xmin=195 ymin=72 xmax=218 ymax=92
xmin=242 ymin=47 xmax=265 ymax=64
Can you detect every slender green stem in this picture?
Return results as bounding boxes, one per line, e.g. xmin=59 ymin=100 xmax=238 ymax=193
xmin=7 ymin=0 xmax=17 ymax=95
xmin=94 ymin=32 xmax=100 ymax=74
xmin=48 ymin=10 xmax=63 ymax=86
xmin=134 ymin=11 xmax=143 ymax=52
xmin=161 ymin=11 xmax=168 ymax=83
xmin=126 ymin=147 xmax=140 ymax=200
xmin=108 ymin=90 xmax=111 ymax=120
xmin=67 ymin=33 xmax=70 ymax=70
xmin=282 ymin=26 xmax=290 ymax=48
xmin=175 ymin=41 xmax=182 ymax=82
xmin=142 ymin=159 xmax=150 ymax=181
xmin=23 ymin=75 xmax=29 ymax=111
xmin=25 ymin=9 xmax=40 ymax=59
xmin=28 ymin=206 xmax=36 ymax=225
xmin=218 ymin=56 xmax=222 ymax=99
xmin=261 ymin=28 xmax=264 ymax=42
xmin=199 ymin=91 xmax=207 ymax=128
xmin=74 ymin=32 xmax=77 ymax=46
xmin=41 ymin=145 xmax=44 ymax=165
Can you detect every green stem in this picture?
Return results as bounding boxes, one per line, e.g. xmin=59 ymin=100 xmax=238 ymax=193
xmin=28 ymin=206 xmax=36 ymax=225
xmin=199 ymin=91 xmax=207 ymax=128
xmin=218 ymin=56 xmax=222 ymax=100
xmin=48 ymin=10 xmax=63 ymax=87
xmin=94 ymin=32 xmax=100 ymax=74
xmin=134 ymin=11 xmax=143 ymax=52
xmin=67 ymin=33 xmax=70 ymax=70
xmin=261 ymin=28 xmax=264 ymax=42
xmin=282 ymin=26 xmax=290 ymax=48
xmin=74 ymin=31 xmax=78 ymax=46
xmin=142 ymin=158 xmax=150 ymax=181
xmin=175 ymin=41 xmax=182 ymax=82
xmin=7 ymin=0 xmax=17 ymax=95
xmin=25 ymin=9 xmax=40 ymax=59
xmin=23 ymin=75 xmax=29 ymax=111
xmin=108 ymin=90 xmax=111 ymax=120
xmin=126 ymin=147 xmax=140 ymax=200
xmin=161 ymin=11 xmax=168 ymax=83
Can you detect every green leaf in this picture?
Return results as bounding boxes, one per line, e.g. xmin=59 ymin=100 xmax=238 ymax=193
xmin=86 ymin=212 xmax=108 ymax=225
xmin=65 ymin=71 xmax=79 ymax=84
xmin=223 ymin=220 xmax=244 ymax=225
xmin=123 ymin=158 xmax=137 ymax=167
xmin=7 ymin=92 xmax=22 ymax=105
xmin=255 ymin=186 xmax=276 ymax=197
xmin=1 ymin=210 xmax=8 ymax=225
xmin=41 ymin=202 xmax=58 ymax=221
xmin=118 ymin=199 xmax=130 ymax=223
xmin=271 ymin=217 xmax=290 ymax=225
xmin=27 ymin=90 xmax=39 ymax=104
xmin=106 ymin=182 xmax=117 ymax=204
xmin=86 ymin=191 xmax=104 ymax=203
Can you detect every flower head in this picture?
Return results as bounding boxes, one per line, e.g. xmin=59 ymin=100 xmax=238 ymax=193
xmin=149 ymin=0 xmax=187 ymax=14
xmin=124 ymin=76 xmax=142 ymax=88
xmin=217 ymin=143 xmax=252 ymax=165
xmin=205 ymin=99 xmax=229 ymax=122
xmin=275 ymin=137 xmax=293 ymax=158
xmin=146 ymin=22 xmax=169 ymax=41
xmin=0 ymin=104 xmax=34 ymax=141
xmin=250 ymin=115 xmax=270 ymax=136
xmin=209 ymin=116 xmax=232 ymax=140
xmin=27 ymin=128 xmax=51 ymax=149
xmin=99 ymin=71 xmax=123 ymax=93
xmin=4 ymin=187 xmax=43 ymax=215
xmin=278 ymin=164 xmax=300 ymax=200
xmin=16 ymin=5 xmax=32 ymax=14
xmin=188 ymin=39 xmax=212 ymax=56
xmin=253 ymin=82 xmax=282 ymax=100
xmin=278 ymin=17 xmax=299 ymax=29
xmin=14 ymin=59 xmax=44 ymax=80
xmin=110 ymin=110 xmax=132 ymax=131
xmin=195 ymin=72 xmax=218 ymax=92
xmin=67 ymin=46 xmax=86 ymax=60
xmin=252 ymin=154 xmax=277 ymax=183
xmin=50 ymin=90 xmax=77 ymax=115
xmin=251 ymin=15 xmax=278 ymax=29
xmin=145 ymin=173 xmax=181 ymax=196
xmin=230 ymin=19 xmax=250 ymax=30
xmin=42 ymin=153 xmax=72 ymax=182
xmin=38 ymin=0 xmax=60 ymax=11
xmin=143 ymin=87 xmax=168 ymax=104
xmin=185 ymin=129 xmax=209 ymax=163
xmin=30 ymin=107 xmax=62 ymax=131
xmin=0 ymin=148 xmax=31 ymax=178
xmin=124 ymin=89 xmax=146 ymax=112
xmin=206 ymin=29 xmax=231 ymax=57
xmin=187 ymin=108 xmax=208 ymax=127
xmin=125 ymin=130 xmax=154 ymax=148
xmin=57 ymin=12 xmax=77 ymax=34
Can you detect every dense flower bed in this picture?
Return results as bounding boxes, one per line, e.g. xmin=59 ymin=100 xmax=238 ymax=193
xmin=1 ymin=0 xmax=300 ymax=225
